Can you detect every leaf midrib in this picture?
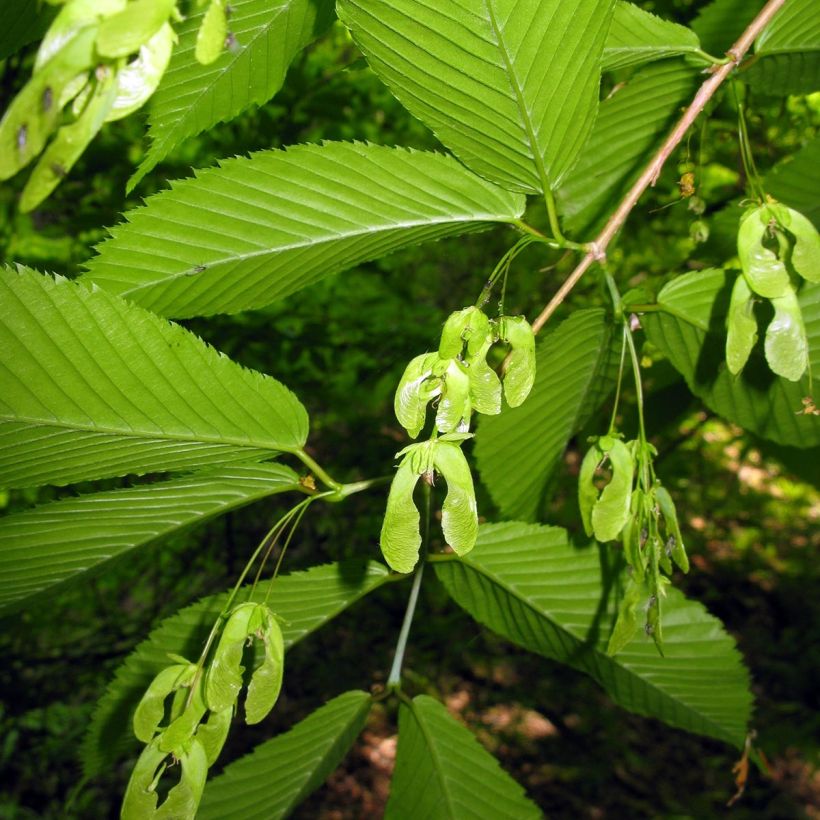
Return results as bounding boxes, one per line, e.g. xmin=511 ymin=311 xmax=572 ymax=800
xmin=406 ymin=700 xmax=458 ymax=819
xmin=445 ymin=554 xmax=738 ymax=744
xmin=110 ymin=212 xmax=516 ymax=298
xmin=1 ymin=413 xmax=301 ymax=454
xmin=483 ymin=0 xmax=552 ymax=197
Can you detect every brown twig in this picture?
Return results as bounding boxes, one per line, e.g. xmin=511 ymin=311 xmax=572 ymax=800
xmin=531 ymin=0 xmax=788 ymax=334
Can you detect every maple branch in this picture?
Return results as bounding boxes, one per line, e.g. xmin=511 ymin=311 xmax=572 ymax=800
xmin=531 ymin=0 xmax=788 ymax=334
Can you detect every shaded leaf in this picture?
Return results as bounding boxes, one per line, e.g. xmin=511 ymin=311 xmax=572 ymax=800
xmin=641 ymin=268 xmax=820 ymax=446
xmin=0 ymin=463 xmax=300 ymax=613
xmin=766 ymin=137 xmax=820 ymax=228
xmin=386 ymin=694 xmax=540 ymax=819
xmin=434 ymin=522 xmax=752 ymax=748
xmin=476 ymin=309 xmax=619 ymax=521
xmin=81 ymin=560 xmax=392 ymax=776
xmin=0 ymin=0 xmax=57 ymax=61
xmin=380 ymin=457 xmax=422 ymax=574
xmin=0 ymin=266 xmax=308 ymax=488
xmin=129 ymin=0 xmax=335 ymax=188
xmin=198 ymin=691 xmax=372 ymax=820
xmin=84 ymin=143 xmax=526 ymax=318
xmin=338 ymin=0 xmax=615 ymax=193
xmin=691 ymin=0 xmax=761 ymax=57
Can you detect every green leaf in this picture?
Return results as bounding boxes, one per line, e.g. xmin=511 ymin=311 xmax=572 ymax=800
xmin=0 ymin=266 xmax=308 ymax=488
xmin=394 ymin=353 xmax=441 ymax=439
xmin=434 ymin=522 xmax=753 ymax=748
xmin=435 ymin=360 xmax=472 ymax=434
xmin=0 ymin=463 xmax=300 ymax=613
xmin=602 ymin=2 xmax=703 ymax=71
xmin=129 ymin=0 xmax=335 ymax=189
xmin=434 ymin=442 xmax=478 ymax=558
xmin=81 ymin=560 xmax=391 ymax=776
xmin=380 ymin=457 xmax=423 ymax=574
xmin=133 ymin=663 xmax=197 ymax=744
xmin=767 ymin=137 xmax=820 ymax=229
xmin=745 ymin=0 xmax=820 ymax=95
xmin=475 ymin=309 xmax=619 ymax=521
xmin=84 ymin=143 xmax=526 ymax=318
xmin=557 ymin=60 xmax=697 ymax=235
xmin=197 ymin=691 xmax=372 ymax=820
xmin=755 ymin=0 xmax=820 ymax=56
xmin=745 ymin=53 xmax=820 ymax=97
xmin=338 ymin=0 xmax=616 ymax=194
xmin=386 ymin=694 xmax=541 ymax=819
xmin=641 ymin=268 xmax=820 ymax=447
xmin=786 ymin=207 xmax=820 ymax=282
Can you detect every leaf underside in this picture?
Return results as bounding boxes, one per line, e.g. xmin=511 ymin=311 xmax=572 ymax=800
xmin=84 ymin=143 xmax=525 ymax=318
xmin=81 ymin=560 xmax=391 ymax=776
xmin=0 ymin=463 xmax=299 ymax=613
xmin=0 ymin=267 xmax=308 ymax=488
xmin=642 ymin=269 xmax=820 ymax=447
xmin=386 ymin=695 xmax=541 ymax=819
xmin=129 ymin=0 xmax=336 ymax=189
xmin=338 ymin=0 xmax=615 ymax=194
xmin=435 ymin=522 xmax=753 ymax=748
xmin=198 ymin=691 xmax=372 ymax=820
xmin=475 ymin=309 xmax=619 ymax=521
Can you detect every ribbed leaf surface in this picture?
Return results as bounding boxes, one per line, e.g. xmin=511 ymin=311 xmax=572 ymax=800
xmin=756 ymin=0 xmax=820 ymax=56
xmin=84 ymin=143 xmax=526 ymax=318
xmin=475 ymin=309 xmax=618 ymax=521
xmin=338 ymin=0 xmax=615 ymax=194
xmin=745 ymin=51 xmax=820 ymax=96
xmin=81 ymin=560 xmax=391 ymax=776
xmin=435 ymin=523 xmax=752 ymax=748
xmin=0 ymin=463 xmax=300 ymax=613
xmin=198 ymin=691 xmax=372 ymax=819
xmin=0 ymin=267 xmax=308 ymax=488
xmin=386 ymin=695 xmax=541 ymax=819
xmin=557 ymin=60 xmax=697 ymax=235
xmin=129 ymin=0 xmax=335 ymax=189
xmin=766 ymin=136 xmax=820 ymax=227
xmin=642 ymin=269 xmax=820 ymax=447
xmin=602 ymin=1 xmax=702 ymax=71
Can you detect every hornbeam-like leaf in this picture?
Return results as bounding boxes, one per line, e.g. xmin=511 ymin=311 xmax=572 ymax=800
xmin=0 ymin=463 xmax=300 ymax=613
xmin=338 ymin=0 xmax=615 ymax=194
xmin=766 ymin=137 xmax=820 ymax=228
xmin=81 ymin=560 xmax=392 ymax=776
xmin=557 ymin=60 xmax=697 ymax=235
xmin=197 ymin=691 xmax=372 ymax=819
xmin=475 ymin=310 xmax=619 ymax=521
xmin=744 ymin=51 xmax=820 ymax=97
xmin=128 ymin=0 xmax=335 ymax=189
xmin=755 ymin=0 xmax=820 ymax=57
xmin=0 ymin=266 xmax=308 ymax=488
xmin=602 ymin=2 xmax=704 ymax=71
xmin=84 ymin=143 xmax=526 ymax=318
xmin=641 ymin=269 xmax=820 ymax=447
xmin=434 ymin=523 xmax=753 ymax=748
xmin=386 ymin=695 xmax=541 ymax=819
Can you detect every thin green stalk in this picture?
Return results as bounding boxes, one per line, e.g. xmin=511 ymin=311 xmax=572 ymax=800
xmin=263 ymin=502 xmax=311 ymax=605
xmin=608 ymin=324 xmax=628 ymax=436
xmin=295 ymin=449 xmax=342 ymax=491
xmin=387 ymin=483 xmax=431 ymax=687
